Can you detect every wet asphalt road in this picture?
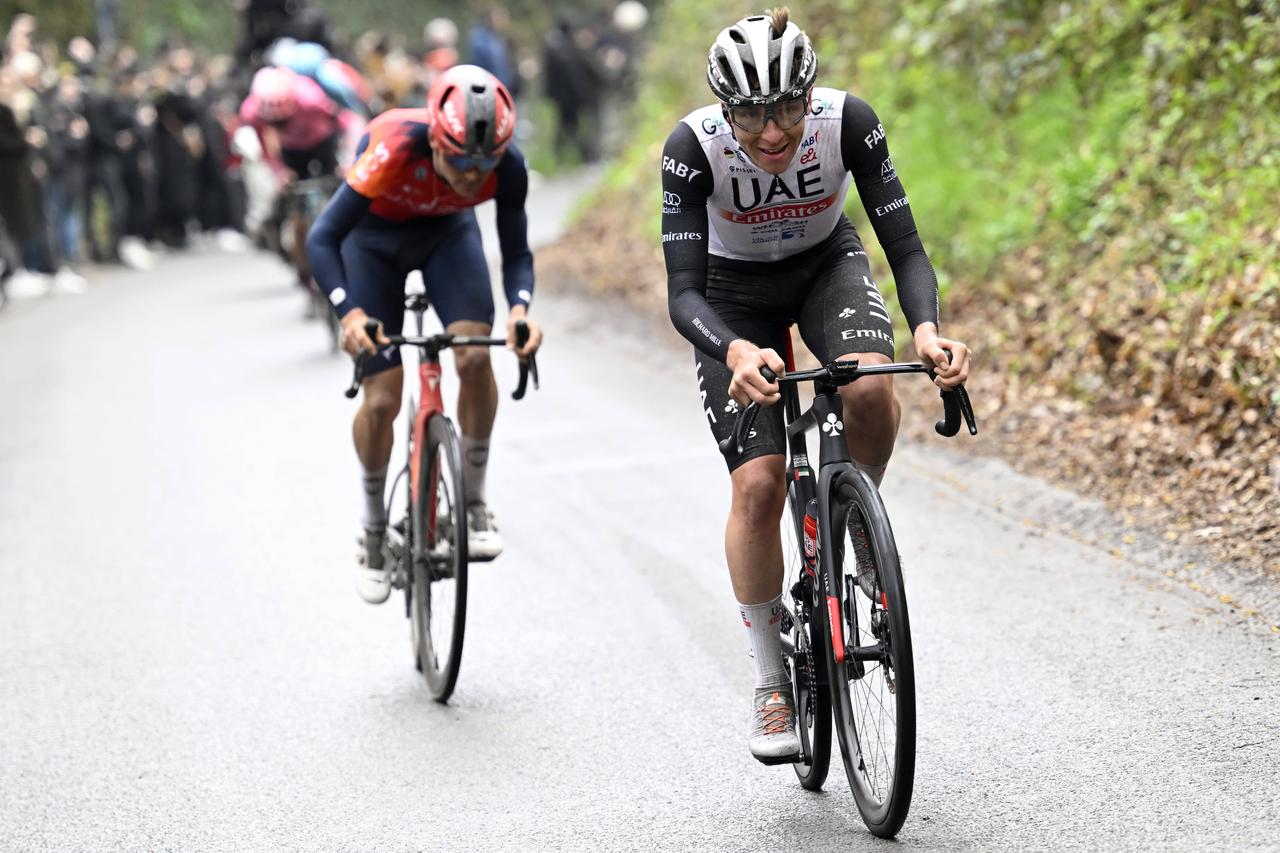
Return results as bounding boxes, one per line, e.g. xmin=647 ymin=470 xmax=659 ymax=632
xmin=1 ymin=171 xmax=1278 ymax=852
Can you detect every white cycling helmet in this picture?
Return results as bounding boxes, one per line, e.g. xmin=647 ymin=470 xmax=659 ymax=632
xmin=706 ymin=10 xmax=817 ymax=105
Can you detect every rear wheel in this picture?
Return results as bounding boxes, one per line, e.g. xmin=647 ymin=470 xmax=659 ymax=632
xmin=410 ymin=414 xmax=468 ymax=702
xmin=824 ymin=469 xmax=915 ymax=837
xmin=780 ymin=487 xmax=831 ymax=791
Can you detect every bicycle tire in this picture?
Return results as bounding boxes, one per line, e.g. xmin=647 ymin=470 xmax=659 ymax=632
xmin=780 ymin=489 xmax=832 ymax=790
xmin=824 ymin=469 xmax=915 ymax=837
xmin=410 ymin=414 xmax=469 ymax=702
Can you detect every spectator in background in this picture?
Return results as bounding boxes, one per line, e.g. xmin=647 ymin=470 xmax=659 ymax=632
xmin=42 ymin=72 xmax=92 ymax=282
xmin=4 ymin=13 xmax=35 ymax=61
xmin=468 ymin=8 xmax=519 ymax=98
xmin=542 ymin=16 xmax=601 ymax=164
xmin=0 ymin=63 xmax=47 ymax=297
xmin=423 ymin=17 xmax=458 ymax=91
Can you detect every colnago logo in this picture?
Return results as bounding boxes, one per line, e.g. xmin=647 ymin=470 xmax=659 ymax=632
xmin=662 ymin=231 xmax=702 ymax=242
xmin=720 ymin=193 xmax=837 ymax=224
xmin=822 ymin=413 xmax=844 ymax=437
xmin=864 ymin=123 xmax=886 ymax=149
xmin=874 ymin=195 xmax=909 ymax=217
xmin=662 ymin=155 xmax=703 ymax=182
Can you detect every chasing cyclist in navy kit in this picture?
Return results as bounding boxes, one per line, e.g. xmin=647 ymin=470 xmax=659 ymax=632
xmin=307 ymin=65 xmax=543 ymax=604
xmin=661 ymin=8 xmax=972 ymax=763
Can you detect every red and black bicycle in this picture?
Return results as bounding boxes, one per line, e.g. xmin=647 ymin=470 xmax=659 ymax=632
xmin=345 ymin=293 xmax=538 ymax=701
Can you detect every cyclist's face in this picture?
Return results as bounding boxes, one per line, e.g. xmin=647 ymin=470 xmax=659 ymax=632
xmin=432 ymin=148 xmax=492 ymax=198
xmin=726 ymin=94 xmax=809 ymax=175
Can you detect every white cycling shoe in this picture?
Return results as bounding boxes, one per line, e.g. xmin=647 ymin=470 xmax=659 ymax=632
xmin=748 ymin=686 xmax=801 ymax=765
xmin=356 ymin=529 xmax=392 ymax=604
xmin=465 ymin=502 xmax=504 ymax=561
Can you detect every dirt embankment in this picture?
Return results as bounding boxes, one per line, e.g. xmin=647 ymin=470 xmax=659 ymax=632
xmin=538 ymin=208 xmax=1280 ymax=577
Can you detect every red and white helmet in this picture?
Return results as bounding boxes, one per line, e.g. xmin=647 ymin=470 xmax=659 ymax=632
xmin=426 ymin=64 xmax=515 ymax=168
xmin=251 ymin=66 xmax=299 ymax=123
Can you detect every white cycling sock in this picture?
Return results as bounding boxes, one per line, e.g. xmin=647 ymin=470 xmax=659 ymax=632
xmin=362 ymin=465 xmax=388 ymax=531
xmin=855 ymin=459 xmax=887 ymax=488
xmin=740 ymin=594 xmax=790 ymax=690
xmin=460 ymin=435 xmax=489 ymax=505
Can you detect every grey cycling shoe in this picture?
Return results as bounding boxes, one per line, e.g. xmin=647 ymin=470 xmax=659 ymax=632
xmin=748 ymin=686 xmax=801 ymax=765
xmin=356 ymin=528 xmax=392 ymax=604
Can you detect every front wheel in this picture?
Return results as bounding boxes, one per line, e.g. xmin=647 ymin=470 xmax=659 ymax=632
xmin=824 ymin=469 xmax=916 ymax=838
xmin=410 ymin=414 xmax=469 ymax=702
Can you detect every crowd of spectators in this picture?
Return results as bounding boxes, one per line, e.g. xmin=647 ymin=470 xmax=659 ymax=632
xmin=0 ymin=13 xmax=248 ymax=301
xmin=0 ymin=3 xmax=649 ymax=306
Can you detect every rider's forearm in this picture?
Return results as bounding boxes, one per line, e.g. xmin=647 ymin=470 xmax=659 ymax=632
xmin=305 ymin=183 xmax=372 ymax=318
xmin=667 ymin=271 xmax=739 ymax=362
xmin=883 ymin=232 xmax=940 ymax=334
xmin=495 ymin=202 xmax=534 ymax=310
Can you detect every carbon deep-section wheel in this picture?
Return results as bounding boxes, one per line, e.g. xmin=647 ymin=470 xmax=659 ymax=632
xmin=411 ymin=413 xmax=468 ymax=702
xmin=824 ymin=468 xmax=916 ymax=837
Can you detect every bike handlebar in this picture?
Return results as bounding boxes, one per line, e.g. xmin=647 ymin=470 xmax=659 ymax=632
xmin=344 ymin=317 xmax=540 ymax=400
xmin=717 ymin=359 xmax=977 ymax=457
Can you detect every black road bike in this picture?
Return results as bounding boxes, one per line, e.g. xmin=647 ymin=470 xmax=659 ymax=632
xmin=345 ymin=294 xmax=538 ymax=701
xmin=721 ymin=357 xmax=976 ymax=838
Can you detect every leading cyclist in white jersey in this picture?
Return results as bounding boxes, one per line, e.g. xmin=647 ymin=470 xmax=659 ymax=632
xmin=661 ymin=8 xmax=971 ymax=763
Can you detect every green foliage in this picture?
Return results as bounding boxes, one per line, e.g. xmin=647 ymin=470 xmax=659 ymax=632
xmin=596 ymin=0 xmax=1279 ymax=413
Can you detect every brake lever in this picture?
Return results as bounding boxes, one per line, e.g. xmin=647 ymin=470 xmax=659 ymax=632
xmin=511 ymin=320 xmax=539 ymax=400
xmin=344 ymin=351 xmax=366 ymax=399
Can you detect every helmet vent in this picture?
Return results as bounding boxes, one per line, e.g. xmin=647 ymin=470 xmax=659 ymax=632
xmin=729 ymin=29 xmax=747 ymax=44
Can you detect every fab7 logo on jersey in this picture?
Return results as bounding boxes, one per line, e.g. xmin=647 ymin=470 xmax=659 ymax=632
xmin=662 ymin=156 xmax=703 ymax=183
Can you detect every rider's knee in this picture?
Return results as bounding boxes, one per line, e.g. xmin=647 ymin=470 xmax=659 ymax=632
xmin=362 ymin=385 xmax=402 ymax=424
xmin=840 ymin=375 xmax=896 ymax=427
xmin=453 ymin=346 xmax=493 ymax=383
xmin=731 ymin=457 xmax=787 ymax=522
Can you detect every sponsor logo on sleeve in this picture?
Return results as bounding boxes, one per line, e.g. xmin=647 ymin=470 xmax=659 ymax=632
xmin=662 ymin=190 xmax=682 ymax=214
xmin=692 ymin=317 xmax=722 ymax=348
xmin=874 ymin=195 xmax=909 ymax=217
xmin=662 ymin=155 xmax=703 ymax=183
xmin=880 ymin=157 xmax=897 ymax=183
xmin=864 ymin=124 xmax=886 ymax=149
xmin=702 ymin=115 xmax=726 ymax=135
xmin=662 ymin=231 xmax=702 ymax=243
